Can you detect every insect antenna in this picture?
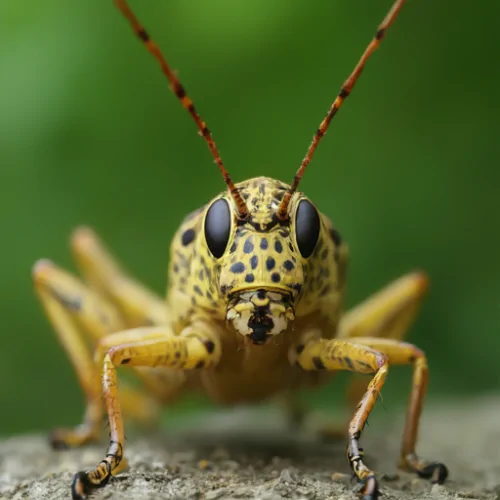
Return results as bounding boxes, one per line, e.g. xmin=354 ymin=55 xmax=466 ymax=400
xmin=277 ymin=0 xmax=406 ymax=220
xmin=114 ymin=0 xmax=249 ymax=219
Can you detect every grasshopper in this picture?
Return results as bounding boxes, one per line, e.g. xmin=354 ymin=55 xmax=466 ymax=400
xmin=32 ymin=1 xmax=448 ymax=498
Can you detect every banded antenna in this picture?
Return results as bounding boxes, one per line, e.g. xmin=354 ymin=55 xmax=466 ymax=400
xmin=115 ymin=0 xmax=249 ymax=219
xmin=277 ymin=0 xmax=407 ymax=220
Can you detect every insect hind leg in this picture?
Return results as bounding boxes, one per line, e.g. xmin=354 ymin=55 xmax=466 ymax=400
xmin=71 ymin=226 xmax=168 ymax=327
xmin=287 ymin=272 xmax=430 ymax=442
xmin=32 ymin=259 xmax=163 ymax=448
xmin=344 ymin=337 xmax=448 ymax=483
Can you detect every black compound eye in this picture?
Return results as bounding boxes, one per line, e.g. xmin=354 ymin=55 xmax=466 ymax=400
xmin=205 ymin=198 xmax=231 ymax=258
xmin=295 ymin=199 xmax=320 ymax=258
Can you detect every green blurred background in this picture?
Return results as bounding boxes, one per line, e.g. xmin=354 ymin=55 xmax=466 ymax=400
xmin=0 ymin=0 xmax=498 ymax=437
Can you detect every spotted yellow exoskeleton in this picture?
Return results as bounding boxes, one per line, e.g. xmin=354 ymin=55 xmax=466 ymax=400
xmin=32 ymin=1 xmax=449 ymax=499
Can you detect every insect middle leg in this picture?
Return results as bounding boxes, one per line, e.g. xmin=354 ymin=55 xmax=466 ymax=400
xmin=286 ymin=272 xmax=429 ymax=440
xmin=293 ymin=337 xmax=447 ymax=499
xmin=71 ymin=321 xmax=221 ymax=500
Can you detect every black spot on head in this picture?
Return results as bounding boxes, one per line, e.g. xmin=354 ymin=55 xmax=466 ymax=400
xmin=259 ymin=183 xmax=266 ymax=195
xmin=245 ymin=274 xmax=255 ymax=283
xmin=274 ymin=240 xmax=283 ymax=253
xmin=251 ymin=197 xmax=258 ymax=206
xmin=257 ymin=289 xmax=266 ymax=299
xmin=243 ymin=237 xmax=254 ymax=254
xmin=242 ymin=192 xmax=250 ymax=200
xmin=271 ymin=272 xmax=281 ymax=283
xmin=320 ymin=284 xmax=331 ymax=297
xmin=260 ymin=238 xmax=268 ymax=250
xmin=122 ymin=358 xmax=131 ymax=365
xmin=329 ymin=227 xmax=342 ymax=246
xmin=206 ymin=290 xmax=213 ymax=300
xmin=198 ymin=269 xmax=204 ymax=280
xmin=195 ymin=360 xmax=205 ymax=369
xmin=292 ymin=283 xmax=302 ymax=293
xmin=283 ymin=260 xmax=294 ymax=271
xmin=220 ymin=284 xmax=229 ymax=295
xmin=230 ymin=241 xmax=237 ymax=253
xmin=321 ymin=248 xmax=328 ymax=260
xmin=175 ymin=351 xmax=181 ymax=359
xmin=279 ymin=229 xmax=289 ymax=238
xmin=230 ymin=262 xmax=245 ymax=273
xmin=266 ymin=257 xmax=276 ymax=271
xmin=194 ymin=285 xmax=203 ymax=296
xmin=312 ymin=356 xmax=326 ymax=370
xmin=173 ymin=264 xmax=179 ymax=273
xmin=250 ymin=255 xmax=258 ymax=269
xmin=204 ymin=340 xmax=215 ymax=354
xmin=288 ymin=242 xmax=294 ymax=252
xmin=191 ymin=296 xmax=197 ymax=306
xmin=296 ymin=344 xmax=305 ymax=354
xmin=181 ymin=228 xmax=196 ymax=246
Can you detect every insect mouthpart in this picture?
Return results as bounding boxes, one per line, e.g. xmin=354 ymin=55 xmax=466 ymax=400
xmin=247 ymin=310 xmax=274 ymax=345
xmin=226 ymin=288 xmax=295 ymax=345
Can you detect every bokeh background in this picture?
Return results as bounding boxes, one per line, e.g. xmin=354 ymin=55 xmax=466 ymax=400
xmin=0 ymin=0 xmax=498 ymax=437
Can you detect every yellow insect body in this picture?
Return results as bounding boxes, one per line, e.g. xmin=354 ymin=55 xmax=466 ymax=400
xmin=31 ymin=1 xmax=449 ymax=499
xmin=166 ymin=176 xmax=344 ymax=404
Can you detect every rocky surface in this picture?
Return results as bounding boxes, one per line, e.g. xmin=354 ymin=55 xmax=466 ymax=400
xmin=1 ymin=395 xmax=499 ymax=499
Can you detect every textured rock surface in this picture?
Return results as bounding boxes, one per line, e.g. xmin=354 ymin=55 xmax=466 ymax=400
xmin=1 ymin=395 xmax=499 ymax=499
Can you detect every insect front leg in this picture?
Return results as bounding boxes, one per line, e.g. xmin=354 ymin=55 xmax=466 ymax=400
xmin=289 ymin=339 xmax=382 ymax=499
xmin=339 ymin=272 xmax=429 ymax=413
xmin=33 ymin=260 xmax=165 ymax=448
xmin=343 ymin=337 xmax=448 ymax=482
xmin=71 ymin=320 xmax=221 ymax=500
xmin=293 ymin=339 xmax=389 ymax=498
xmin=292 ymin=337 xmax=447 ymax=499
